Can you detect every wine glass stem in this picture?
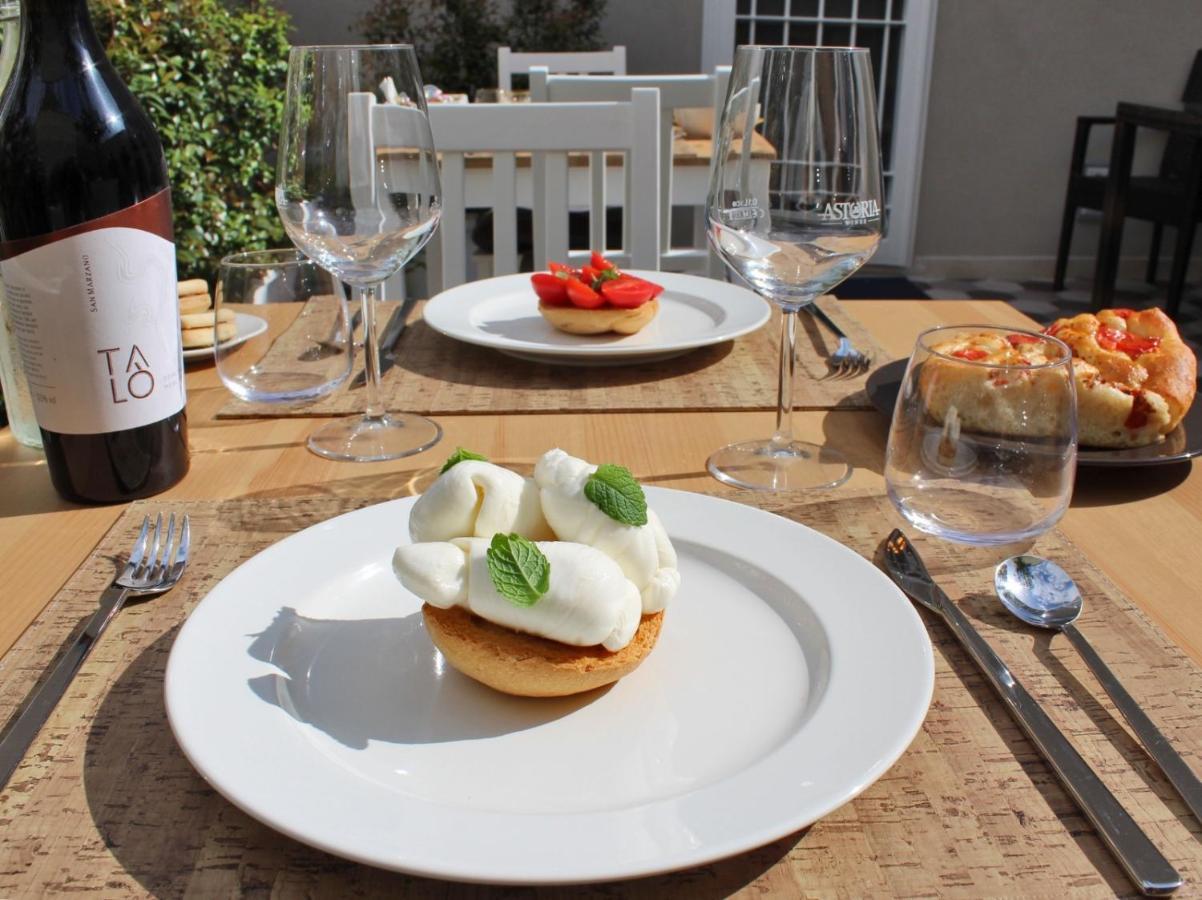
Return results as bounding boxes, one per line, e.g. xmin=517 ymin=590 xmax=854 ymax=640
xmin=358 ymin=283 xmax=384 ymax=419
xmin=772 ymin=305 xmax=800 ymax=447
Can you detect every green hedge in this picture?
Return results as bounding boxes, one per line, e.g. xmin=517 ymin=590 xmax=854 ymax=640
xmin=91 ymin=0 xmax=292 ymax=280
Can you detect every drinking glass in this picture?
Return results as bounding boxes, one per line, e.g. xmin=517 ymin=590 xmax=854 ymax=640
xmin=276 ymin=44 xmax=442 ymax=461
xmin=885 ymin=326 xmax=1078 ymax=545
xmin=707 ymin=46 xmax=883 ymax=490
xmin=215 ymin=249 xmax=352 ymax=403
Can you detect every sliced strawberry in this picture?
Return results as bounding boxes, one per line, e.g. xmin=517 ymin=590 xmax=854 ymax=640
xmin=600 ymin=278 xmax=653 ymax=308
xmin=581 ymin=265 xmax=602 ymax=286
xmin=618 ymin=273 xmax=665 ymax=298
xmin=590 ymin=250 xmax=615 ymax=271
xmin=1117 ymin=333 xmax=1161 ymax=356
xmin=531 ymin=272 xmax=569 ymax=306
xmin=547 ymin=261 xmax=574 ymax=277
xmin=565 ymin=277 xmax=604 ymax=309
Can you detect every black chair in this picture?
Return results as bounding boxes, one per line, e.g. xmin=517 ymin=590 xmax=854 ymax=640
xmin=1053 ymin=50 xmax=1202 ymax=316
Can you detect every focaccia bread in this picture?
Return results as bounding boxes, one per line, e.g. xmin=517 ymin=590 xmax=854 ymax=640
xmin=919 ymin=330 xmax=1076 ymax=440
xmin=1043 ymin=308 xmax=1196 ymax=448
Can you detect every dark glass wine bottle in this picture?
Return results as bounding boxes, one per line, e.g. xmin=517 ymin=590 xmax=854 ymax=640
xmin=0 ymin=0 xmax=189 ymax=503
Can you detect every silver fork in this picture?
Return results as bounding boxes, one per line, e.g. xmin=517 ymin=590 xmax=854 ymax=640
xmin=803 ymin=302 xmax=872 ymax=376
xmin=0 ymin=513 xmax=190 ymax=789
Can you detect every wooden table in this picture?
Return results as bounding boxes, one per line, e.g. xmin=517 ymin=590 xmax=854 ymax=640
xmin=1092 ymin=100 xmax=1202 ymax=313
xmin=3 ymin=298 xmax=1202 ymax=896
xmin=2 ymin=298 xmax=1200 ymax=663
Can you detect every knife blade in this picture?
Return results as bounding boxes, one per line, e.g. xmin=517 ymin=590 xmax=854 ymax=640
xmin=352 ymin=295 xmax=417 ymax=388
xmin=880 ymin=530 xmax=1180 ymax=897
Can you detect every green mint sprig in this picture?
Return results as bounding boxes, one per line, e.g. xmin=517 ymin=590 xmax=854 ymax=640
xmin=440 ymin=447 xmax=488 ymax=474
xmin=583 ymin=464 xmax=648 ymax=527
xmin=486 ymin=533 xmax=550 ymax=607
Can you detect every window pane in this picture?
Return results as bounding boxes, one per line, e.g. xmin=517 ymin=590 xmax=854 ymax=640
xmin=790 ymin=0 xmax=819 ymax=16
xmin=882 ymin=25 xmax=902 ymax=170
xmin=737 ymin=0 xmax=751 ymax=13
xmin=823 ymin=24 xmax=851 ymax=45
xmin=859 ymin=0 xmax=887 ymax=18
xmin=825 ymin=0 xmax=853 ymax=17
xmin=757 ymin=19 xmax=785 ymax=43
xmin=759 ymin=0 xmax=785 ymax=15
xmin=893 ymin=0 xmax=906 ymax=18
xmin=856 ymin=24 xmax=885 ymax=83
xmin=735 ymin=19 xmax=751 ymax=45
xmin=787 ymin=21 xmax=818 ymax=45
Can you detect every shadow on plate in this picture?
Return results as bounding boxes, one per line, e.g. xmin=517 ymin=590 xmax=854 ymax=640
xmin=246 ymin=607 xmax=602 ymax=749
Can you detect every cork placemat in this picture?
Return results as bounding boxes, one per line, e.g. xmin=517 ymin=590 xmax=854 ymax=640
xmin=1 ymin=491 xmax=1201 ymax=897
xmin=216 ymin=294 xmax=887 ymax=418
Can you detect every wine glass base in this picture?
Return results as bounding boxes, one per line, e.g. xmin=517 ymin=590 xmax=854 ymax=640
xmin=707 ymin=439 xmax=851 ymax=491
xmin=306 ymin=413 xmax=442 ymax=462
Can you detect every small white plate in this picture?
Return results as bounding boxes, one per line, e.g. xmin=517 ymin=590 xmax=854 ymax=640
xmin=165 ymin=488 xmax=933 ymax=884
xmin=182 ymin=312 xmax=268 ymax=362
xmin=422 ymin=271 xmax=770 ymax=366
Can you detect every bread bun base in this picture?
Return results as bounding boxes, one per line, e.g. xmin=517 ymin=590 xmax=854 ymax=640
xmin=539 ymin=298 xmax=658 ymax=335
xmin=422 ymin=604 xmax=663 ymax=697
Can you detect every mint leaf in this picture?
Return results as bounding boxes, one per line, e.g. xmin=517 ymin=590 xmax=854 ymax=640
xmin=440 ymin=447 xmax=488 ymax=474
xmin=486 ymin=533 xmax=550 ymax=607
xmin=584 ymin=464 xmax=648 ymax=526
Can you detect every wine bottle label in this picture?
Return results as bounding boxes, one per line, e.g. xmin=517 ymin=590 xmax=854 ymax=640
xmin=0 ymin=189 xmax=185 ymax=435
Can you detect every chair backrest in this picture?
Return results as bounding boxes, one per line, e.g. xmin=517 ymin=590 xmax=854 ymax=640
xmin=410 ymin=88 xmax=660 ymax=292
xmin=1161 ymin=49 xmax=1202 ymax=181
xmin=496 ymin=45 xmax=626 ymax=92
xmin=529 ymin=67 xmax=731 ymax=273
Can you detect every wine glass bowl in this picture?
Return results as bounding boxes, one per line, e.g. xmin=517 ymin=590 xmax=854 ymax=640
xmin=276 ymin=44 xmax=442 ymax=461
xmin=884 ymin=325 xmax=1078 ymax=545
xmin=706 ymin=46 xmax=883 ymax=490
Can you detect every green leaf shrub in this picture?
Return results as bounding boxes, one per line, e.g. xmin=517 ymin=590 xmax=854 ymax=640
xmin=358 ymin=0 xmax=608 ymax=98
xmin=90 ymin=0 xmax=292 ymax=279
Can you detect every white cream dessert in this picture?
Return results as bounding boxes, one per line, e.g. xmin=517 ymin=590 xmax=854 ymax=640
xmin=394 ymin=538 xmax=642 ymax=651
xmin=533 ymin=448 xmax=680 ymax=613
xmin=409 ymin=457 xmax=553 ymax=542
xmin=393 ymin=447 xmax=679 ymax=696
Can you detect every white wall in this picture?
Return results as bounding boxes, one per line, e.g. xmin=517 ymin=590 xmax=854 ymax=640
xmin=913 ymin=1 xmax=1202 ymax=281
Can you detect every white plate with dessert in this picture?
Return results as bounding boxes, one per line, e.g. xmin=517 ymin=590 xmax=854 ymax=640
xmin=422 ymin=264 xmax=770 ymax=366
xmin=165 ymin=450 xmax=934 ymax=884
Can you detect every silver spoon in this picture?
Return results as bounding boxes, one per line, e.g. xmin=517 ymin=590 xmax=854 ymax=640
xmin=996 ymin=554 xmax=1202 ymax=826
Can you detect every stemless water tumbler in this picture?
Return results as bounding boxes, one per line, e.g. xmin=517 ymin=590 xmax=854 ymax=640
xmin=215 ymin=249 xmax=352 ymax=404
xmin=885 ymin=325 xmax=1078 ymax=545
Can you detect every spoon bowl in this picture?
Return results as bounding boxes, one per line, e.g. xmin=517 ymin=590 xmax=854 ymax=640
xmin=995 ymin=555 xmax=1083 ymax=630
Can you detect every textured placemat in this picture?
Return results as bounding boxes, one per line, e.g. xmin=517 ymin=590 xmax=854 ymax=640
xmin=216 ymin=294 xmax=887 ymax=418
xmin=1 ymin=491 xmax=1201 ymax=897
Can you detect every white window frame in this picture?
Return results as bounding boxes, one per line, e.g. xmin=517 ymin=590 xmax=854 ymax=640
xmin=701 ymin=0 xmax=938 ymax=268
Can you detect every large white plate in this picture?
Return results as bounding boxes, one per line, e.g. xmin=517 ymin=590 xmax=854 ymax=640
xmin=165 ymin=487 xmax=933 ymax=884
xmin=182 ymin=312 xmax=268 ymax=362
xmin=422 ymin=271 xmax=770 ymax=365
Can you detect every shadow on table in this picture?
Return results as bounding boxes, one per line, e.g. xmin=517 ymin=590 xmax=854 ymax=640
xmin=1072 ymin=461 xmax=1192 ymax=507
xmin=84 ymin=631 xmax=795 ymax=897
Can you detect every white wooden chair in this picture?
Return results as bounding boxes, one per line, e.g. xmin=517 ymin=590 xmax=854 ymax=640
xmin=529 ymin=67 xmax=731 ymax=275
xmin=405 ymin=89 xmax=660 ymax=292
xmin=496 ymin=45 xmax=626 ymax=92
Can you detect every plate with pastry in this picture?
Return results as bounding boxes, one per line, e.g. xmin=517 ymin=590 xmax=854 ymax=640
xmin=165 ymin=448 xmax=933 ymax=884
xmin=422 ymin=252 xmax=769 ymax=366
xmin=867 ymin=308 xmax=1201 ymax=467
xmin=177 ymin=278 xmax=268 ymax=361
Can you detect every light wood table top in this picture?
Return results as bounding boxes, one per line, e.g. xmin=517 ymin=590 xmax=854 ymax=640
xmin=1 ymin=296 xmax=1199 ymax=673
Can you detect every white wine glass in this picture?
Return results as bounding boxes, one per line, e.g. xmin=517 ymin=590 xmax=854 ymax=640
xmin=707 ymin=46 xmax=883 ymax=490
xmin=276 ymin=44 xmax=442 ymax=461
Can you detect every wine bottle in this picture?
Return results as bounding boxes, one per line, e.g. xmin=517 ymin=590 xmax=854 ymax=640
xmin=0 ymin=0 xmax=189 ymax=503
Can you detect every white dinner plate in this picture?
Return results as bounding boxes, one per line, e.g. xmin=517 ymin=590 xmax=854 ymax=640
xmin=182 ymin=312 xmax=268 ymax=362
xmin=165 ymin=487 xmax=933 ymax=884
xmin=422 ymin=271 xmax=770 ymax=365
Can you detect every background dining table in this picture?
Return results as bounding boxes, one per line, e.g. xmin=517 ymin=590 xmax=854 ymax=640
xmin=3 ymin=296 xmax=1202 ymax=896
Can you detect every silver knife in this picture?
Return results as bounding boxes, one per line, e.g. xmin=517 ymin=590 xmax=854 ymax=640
xmin=881 ymin=530 xmax=1181 ymax=897
xmin=352 ymin=295 xmax=417 ymax=387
